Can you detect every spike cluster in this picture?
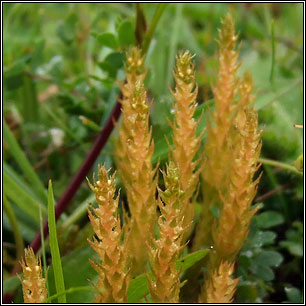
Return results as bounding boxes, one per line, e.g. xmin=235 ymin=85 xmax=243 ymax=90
xmin=200 ymin=261 xmax=239 ymax=303
xmin=87 ymin=165 xmax=129 ymax=303
xmin=18 ymin=247 xmax=47 ymax=303
xmin=148 ymin=162 xmax=189 ymax=303
xmin=212 ymin=104 xmax=262 ymax=265
xmin=198 ymin=17 xmax=262 ymax=304
xmin=115 ymin=47 xmax=157 ymax=275
xmin=193 ymin=13 xmax=242 ymax=251
xmin=169 ymin=51 xmax=202 ymax=240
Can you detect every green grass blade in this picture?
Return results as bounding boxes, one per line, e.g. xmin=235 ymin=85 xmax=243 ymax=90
xmin=127 ymin=248 xmax=210 ymax=302
xmin=19 ymin=74 xmax=39 ymax=123
xmin=142 ymin=3 xmax=168 ymax=55
xmin=43 ymin=286 xmax=94 ymax=303
xmin=167 ymin=4 xmax=183 ymax=87
xmin=48 ymin=180 xmax=66 ymax=303
xmin=259 ymin=157 xmax=303 ymax=177
xmin=60 ymin=193 xmax=95 ymax=231
xmin=3 ymin=120 xmax=47 ymax=204
xmin=4 ymin=161 xmax=46 ymax=203
xmin=4 ymin=167 xmax=43 ymax=223
xmin=3 ymin=192 xmax=24 ymax=261
xmin=269 ymin=19 xmax=275 ymax=86
xmin=39 ymin=205 xmax=49 ymax=299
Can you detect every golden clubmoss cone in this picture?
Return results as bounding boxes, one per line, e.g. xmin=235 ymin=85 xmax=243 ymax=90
xmin=18 ymin=247 xmax=47 ymax=303
xmin=87 ymin=165 xmax=129 ymax=303
xmin=115 ymin=47 xmax=157 ymax=275
xmin=200 ymin=261 xmax=239 ymax=303
xmin=212 ymin=104 xmax=262 ymax=265
xmin=202 ymin=75 xmax=262 ymax=303
xmin=193 ymin=14 xmax=242 ymax=251
xmin=169 ymin=51 xmax=202 ymax=240
xmin=148 ymin=161 xmax=189 ymax=303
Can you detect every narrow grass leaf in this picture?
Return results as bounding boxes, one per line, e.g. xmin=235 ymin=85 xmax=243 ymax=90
xmin=4 ymin=162 xmax=42 ymax=200
xmin=269 ymin=19 xmax=275 ymax=85
xmin=3 ymin=192 xmax=24 ymax=262
xmin=44 ymin=286 xmax=94 ymax=303
xmin=3 ymin=120 xmax=47 ymax=204
xmin=48 ymin=180 xmax=66 ymax=303
xmin=4 ymin=167 xmax=42 ymax=223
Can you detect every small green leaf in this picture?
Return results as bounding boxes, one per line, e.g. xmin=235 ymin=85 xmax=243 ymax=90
xmin=251 ymin=230 xmax=276 ymax=247
xmin=255 ymin=250 xmax=283 ymax=267
xmin=48 ymin=180 xmax=66 ymax=303
xmin=118 ymin=20 xmax=135 ymax=47
xmin=127 ymin=249 xmax=210 ymax=302
xmin=280 ymin=241 xmax=303 ymax=257
xmin=252 ymin=264 xmax=274 ymax=281
xmin=57 ymin=13 xmax=78 ymax=45
xmin=98 ymin=52 xmax=124 ymax=78
xmin=254 ymin=211 xmax=284 ymax=229
xmin=104 ymin=52 xmax=124 ymax=69
xmin=285 ymin=287 xmax=302 ymax=303
xmin=97 ymin=32 xmax=118 ymax=49
xmin=98 ymin=61 xmax=117 ymax=78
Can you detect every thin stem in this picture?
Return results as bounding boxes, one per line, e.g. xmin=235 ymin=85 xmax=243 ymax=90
xmin=167 ymin=4 xmax=183 ymax=87
xmin=256 ymin=78 xmax=302 ymax=111
xmin=141 ymin=3 xmax=168 ymax=55
xmin=3 ymin=193 xmax=24 ymax=267
xmin=60 ymin=194 xmax=95 ymax=231
xmin=269 ymin=19 xmax=275 ymax=86
xmin=43 ymin=286 xmax=94 ymax=303
xmin=255 ymin=183 xmax=289 ymax=203
xmin=259 ymin=157 xmax=303 ymax=176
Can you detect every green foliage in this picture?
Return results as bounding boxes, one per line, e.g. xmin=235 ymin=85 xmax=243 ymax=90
xmin=254 ymin=210 xmax=285 ymax=229
xmin=96 ymin=32 xmax=119 ymax=49
xmin=280 ymin=221 xmax=303 ymax=257
xmin=118 ymin=20 xmax=136 ymax=46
